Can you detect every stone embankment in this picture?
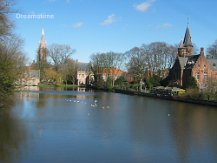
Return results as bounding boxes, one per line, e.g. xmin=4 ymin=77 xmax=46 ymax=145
xmin=114 ymin=89 xmax=217 ymax=107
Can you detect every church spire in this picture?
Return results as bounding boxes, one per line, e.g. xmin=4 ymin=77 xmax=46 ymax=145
xmin=40 ymin=28 xmax=46 ymax=49
xmin=37 ymin=28 xmax=47 ymax=68
xmin=183 ymin=25 xmax=193 ymax=47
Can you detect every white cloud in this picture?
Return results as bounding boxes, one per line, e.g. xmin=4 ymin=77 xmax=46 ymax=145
xmin=101 ymin=14 xmax=116 ymax=26
xmin=73 ymin=22 xmax=84 ymax=29
xmin=157 ymin=23 xmax=173 ymax=30
xmin=134 ymin=0 xmax=156 ymax=12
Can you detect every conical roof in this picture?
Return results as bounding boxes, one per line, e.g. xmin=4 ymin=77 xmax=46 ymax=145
xmin=179 ymin=39 xmax=184 ymax=48
xmin=183 ymin=26 xmax=193 ymax=47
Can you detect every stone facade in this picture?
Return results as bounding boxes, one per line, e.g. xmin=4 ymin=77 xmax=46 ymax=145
xmin=77 ymin=62 xmax=94 ymax=86
xmin=77 ymin=70 xmax=89 ymax=86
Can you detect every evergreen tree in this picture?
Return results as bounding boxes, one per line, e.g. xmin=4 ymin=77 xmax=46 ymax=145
xmin=186 ymin=76 xmax=198 ymax=89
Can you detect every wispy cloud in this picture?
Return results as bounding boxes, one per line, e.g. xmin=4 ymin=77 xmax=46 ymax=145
xmin=73 ymin=22 xmax=84 ymax=29
xmin=134 ymin=0 xmax=156 ymax=12
xmin=157 ymin=23 xmax=173 ymax=30
xmin=66 ymin=0 xmax=71 ymax=3
xmin=101 ymin=14 xmax=116 ymax=26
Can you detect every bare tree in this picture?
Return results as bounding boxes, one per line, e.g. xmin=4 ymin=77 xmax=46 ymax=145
xmin=90 ymin=52 xmax=125 ymax=87
xmin=89 ymin=53 xmax=105 ymax=87
xmin=207 ymin=40 xmax=217 ymax=59
xmin=143 ymin=42 xmax=177 ymax=74
xmin=0 ymin=0 xmax=14 ymax=38
xmin=126 ymin=47 xmax=148 ymax=82
xmin=167 ymin=45 xmax=177 ymax=68
xmin=48 ymin=44 xmax=75 ymax=71
xmin=59 ymin=58 xmax=78 ymax=86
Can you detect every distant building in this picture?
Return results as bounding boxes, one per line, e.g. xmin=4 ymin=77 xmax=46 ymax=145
xmin=77 ymin=62 xmax=93 ymax=86
xmin=76 ymin=63 xmax=125 ymax=86
xmin=16 ymin=66 xmax=40 ymax=86
xmin=166 ymin=25 xmax=217 ymax=90
xmin=101 ymin=67 xmax=125 ymax=81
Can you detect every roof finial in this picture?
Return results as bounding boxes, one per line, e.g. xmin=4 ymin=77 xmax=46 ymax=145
xmin=42 ymin=28 xmax=44 ymax=35
xmin=187 ymin=17 xmax=190 ymax=27
xmin=183 ymin=22 xmax=193 ymax=47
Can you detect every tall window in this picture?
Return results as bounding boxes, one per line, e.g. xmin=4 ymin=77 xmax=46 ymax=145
xmin=196 ymin=72 xmax=200 ymax=80
xmin=204 ymin=72 xmax=208 ymax=81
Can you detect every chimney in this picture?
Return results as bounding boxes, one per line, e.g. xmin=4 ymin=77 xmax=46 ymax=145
xmin=200 ymin=47 xmax=204 ymax=56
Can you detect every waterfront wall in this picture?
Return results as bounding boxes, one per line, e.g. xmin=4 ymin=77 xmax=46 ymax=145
xmin=114 ymin=89 xmax=217 ymax=107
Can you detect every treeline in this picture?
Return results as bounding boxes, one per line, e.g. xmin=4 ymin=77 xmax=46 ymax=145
xmin=90 ymin=42 xmax=178 ymax=90
xmin=0 ymin=0 xmax=25 ymax=106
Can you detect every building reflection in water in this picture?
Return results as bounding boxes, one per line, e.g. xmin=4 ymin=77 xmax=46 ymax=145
xmin=169 ymin=103 xmax=217 ymax=162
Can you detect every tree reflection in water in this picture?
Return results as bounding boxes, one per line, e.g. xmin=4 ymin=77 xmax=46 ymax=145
xmin=0 ymin=95 xmax=26 ymax=163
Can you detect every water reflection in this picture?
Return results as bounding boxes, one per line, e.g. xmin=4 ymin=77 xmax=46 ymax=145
xmin=1 ymin=90 xmax=217 ymax=162
xmin=0 ymin=96 xmax=26 ymax=163
xmin=169 ymin=103 xmax=217 ymax=162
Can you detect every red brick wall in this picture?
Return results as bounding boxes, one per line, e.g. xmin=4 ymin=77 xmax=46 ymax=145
xmin=191 ymin=54 xmax=212 ymax=89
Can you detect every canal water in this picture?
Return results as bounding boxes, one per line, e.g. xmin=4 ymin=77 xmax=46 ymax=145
xmin=0 ymin=89 xmax=217 ymax=163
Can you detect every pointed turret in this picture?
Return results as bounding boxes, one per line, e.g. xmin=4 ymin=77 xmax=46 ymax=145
xmin=178 ymin=25 xmax=194 ymax=57
xmin=183 ymin=25 xmax=193 ymax=47
xmin=179 ymin=39 xmax=184 ymax=48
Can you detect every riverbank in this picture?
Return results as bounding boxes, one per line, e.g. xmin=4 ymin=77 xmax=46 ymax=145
xmin=114 ymin=89 xmax=217 ymax=107
xmin=38 ymin=83 xmax=79 ymax=89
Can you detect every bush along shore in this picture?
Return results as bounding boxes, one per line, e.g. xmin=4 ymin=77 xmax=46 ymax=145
xmin=115 ymin=89 xmax=217 ymax=107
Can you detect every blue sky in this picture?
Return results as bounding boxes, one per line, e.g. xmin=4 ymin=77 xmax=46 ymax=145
xmin=12 ymin=0 xmax=217 ymax=63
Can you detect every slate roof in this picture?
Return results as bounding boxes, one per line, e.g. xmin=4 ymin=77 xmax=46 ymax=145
xmin=178 ymin=57 xmax=188 ymax=69
xmin=77 ymin=62 xmax=89 ymax=71
xmin=184 ymin=55 xmax=200 ymax=69
xmin=183 ymin=26 xmax=193 ymax=47
xmin=176 ymin=54 xmax=200 ymax=70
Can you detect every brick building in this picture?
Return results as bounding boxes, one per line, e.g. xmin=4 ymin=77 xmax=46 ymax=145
xmin=167 ymin=25 xmax=217 ymax=90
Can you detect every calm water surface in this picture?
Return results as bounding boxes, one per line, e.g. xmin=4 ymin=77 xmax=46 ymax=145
xmin=0 ymin=89 xmax=217 ymax=163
